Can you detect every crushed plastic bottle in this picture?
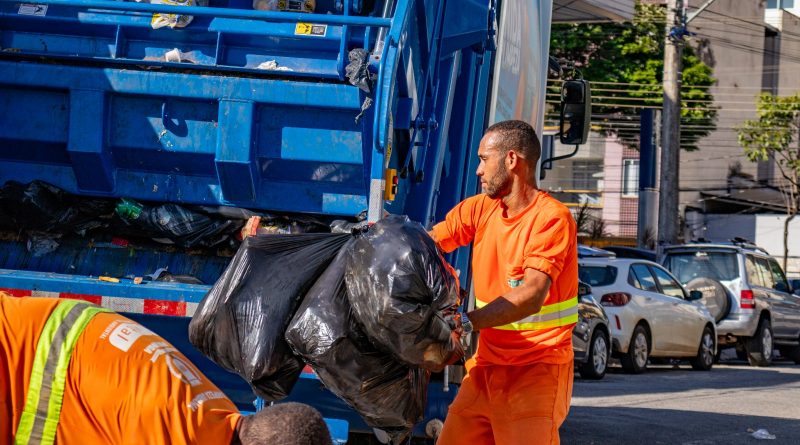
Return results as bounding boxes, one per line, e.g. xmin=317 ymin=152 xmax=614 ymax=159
xmin=750 ymin=428 xmax=776 ymax=440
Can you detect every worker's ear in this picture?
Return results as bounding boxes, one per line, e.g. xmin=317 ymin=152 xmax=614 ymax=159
xmin=506 ymin=149 xmax=520 ymax=170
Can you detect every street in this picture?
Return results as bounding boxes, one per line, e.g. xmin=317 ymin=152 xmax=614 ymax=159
xmin=561 ymin=354 xmax=800 ymax=444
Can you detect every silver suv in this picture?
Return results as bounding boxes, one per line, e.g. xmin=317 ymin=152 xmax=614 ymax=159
xmin=662 ymin=241 xmax=800 ymax=366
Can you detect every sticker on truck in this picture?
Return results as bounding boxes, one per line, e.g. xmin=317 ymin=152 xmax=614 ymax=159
xmin=295 ymin=22 xmax=327 ymax=37
xmin=17 ymin=3 xmax=47 ymax=16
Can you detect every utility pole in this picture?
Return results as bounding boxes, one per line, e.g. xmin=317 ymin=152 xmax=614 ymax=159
xmin=657 ymin=0 xmax=684 ymax=249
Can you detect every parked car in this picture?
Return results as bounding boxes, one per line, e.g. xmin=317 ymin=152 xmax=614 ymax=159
xmin=602 ymin=246 xmax=657 ymax=262
xmin=662 ymin=241 xmax=800 ymax=366
xmin=578 ymin=244 xmax=616 ymax=259
xmin=573 ymin=281 xmax=611 ymax=380
xmin=578 ymin=258 xmax=717 ymax=374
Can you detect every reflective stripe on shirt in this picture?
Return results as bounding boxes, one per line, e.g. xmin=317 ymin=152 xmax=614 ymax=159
xmin=475 ymin=296 xmax=579 ymax=331
xmin=15 ymin=300 xmax=110 ymax=445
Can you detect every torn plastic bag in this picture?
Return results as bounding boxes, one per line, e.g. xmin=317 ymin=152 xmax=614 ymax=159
xmin=286 ymin=240 xmax=427 ymax=442
xmin=115 ymin=198 xmax=242 ymax=248
xmin=0 ymin=180 xmax=114 ymax=233
xmin=188 ymin=232 xmax=350 ymax=400
xmin=344 ymin=215 xmax=463 ymax=371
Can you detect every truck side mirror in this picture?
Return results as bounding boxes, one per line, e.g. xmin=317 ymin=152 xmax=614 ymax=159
xmin=559 ymin=80 xmax=591 ymax=145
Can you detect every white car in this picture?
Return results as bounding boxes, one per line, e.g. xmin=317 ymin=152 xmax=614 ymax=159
xmin=578 ymin=258 xmax=717 ymax=373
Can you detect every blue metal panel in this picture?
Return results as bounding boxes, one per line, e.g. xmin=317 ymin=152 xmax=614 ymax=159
xmin=0 ymin=269 xmax=210 ymax=301
xmin=216 ymin=99 xmax=258 ymax=202
xmin=0 ymin=60 xmax=369 ymax=215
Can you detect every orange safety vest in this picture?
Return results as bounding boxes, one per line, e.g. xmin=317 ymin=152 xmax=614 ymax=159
xmin=1 ymin=294 xmax=240 ymax=445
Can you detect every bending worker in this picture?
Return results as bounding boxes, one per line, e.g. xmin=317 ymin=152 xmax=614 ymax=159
xmin=0 ymin=292 xmax=332 ymax=445
xmin=431 ymin=120 xmax=578 ymax=445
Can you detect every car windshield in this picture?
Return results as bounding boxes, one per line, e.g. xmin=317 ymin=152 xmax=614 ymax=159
xmin=579 ymin=265 xmax=618 ymax=287
xmin=664 ymin=251 xmax=739 ymax=283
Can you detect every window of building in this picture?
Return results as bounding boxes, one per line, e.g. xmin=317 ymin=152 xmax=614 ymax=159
xmin=572 ymin=160 xmax=602 ymax=190
xmin=622 ymin=159 xmax=639 ymax=197
xmin=767 ymin=0 xmax=794 ymax=9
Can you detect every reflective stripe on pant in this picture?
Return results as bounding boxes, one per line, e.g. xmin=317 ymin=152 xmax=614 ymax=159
xmin=15 ymin=300 xmax=110 ymax=445
xmin=436 ymin=360 xmax=573 ymax=445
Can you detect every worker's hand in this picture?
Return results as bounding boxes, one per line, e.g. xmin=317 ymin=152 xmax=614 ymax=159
xmin=445 ymin=311 xmax=463 ymax=338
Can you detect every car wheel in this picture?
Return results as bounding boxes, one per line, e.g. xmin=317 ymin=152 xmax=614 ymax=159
xmin=746 ymin=318 xmax=773 ymax=367
xmin=621 ymin=325 xmax=649 ymax=374
xmin=690 ymin=326 xmax=715 ymax=371
xmin=579 ymin=329 xmax=609 ymax=380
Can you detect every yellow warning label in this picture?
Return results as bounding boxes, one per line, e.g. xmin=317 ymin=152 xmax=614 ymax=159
xmin=294 ymin=22 xmax=327 ymax=37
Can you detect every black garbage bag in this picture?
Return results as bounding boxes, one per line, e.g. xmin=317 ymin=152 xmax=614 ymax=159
xmin=286 ymin=240 xmax=428 ymax=443
xmin=188 ymin=232 xmax=350 ymax=400
xmin=344 ymin=215 xmax=463 ymax=371
xmin=0 ymin=180 xmax=114 ymax=233
xmin=115 ymin=198 xmax=242 ymax=248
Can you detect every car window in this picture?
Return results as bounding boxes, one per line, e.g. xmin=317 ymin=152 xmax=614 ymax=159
xmin=663 ymin=251 xmax=739 ymax=283
xmin=578 ymin=265 xmax=618 ymax=287
xmin=768 ymin=259 xmax=790 ymax=292
xmin=650 ymin=266 xmax=686 ymax=299
xmin=630 ymin=264 xmax=658 ymax=293
xmin=745 ymin=255 xmax=763 ymax=287
xmin=755 ymin=257 xmax=775 ymax=289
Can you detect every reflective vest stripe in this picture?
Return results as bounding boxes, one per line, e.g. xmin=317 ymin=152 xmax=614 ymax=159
xmin=15 ymin=300 xmax=110 ymax=445
xmin=475 ymin=296 xmax=579 ymax=331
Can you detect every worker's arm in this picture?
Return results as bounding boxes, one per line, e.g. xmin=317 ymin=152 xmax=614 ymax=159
xmin=466 ymin=267 xmax=551 ymax=330
xmin=429 ymin=195 xmax=488 ymax=252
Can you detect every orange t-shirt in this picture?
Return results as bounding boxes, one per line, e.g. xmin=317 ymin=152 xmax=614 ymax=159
xmin=432 ymin=191 xmax=578 ymax=366
xmin=0 ymin=294 xmax=241 ymax=445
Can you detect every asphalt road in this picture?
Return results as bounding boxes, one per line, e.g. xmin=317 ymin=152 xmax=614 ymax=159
xmin=561 ymin=353 xmax=800 ymax=444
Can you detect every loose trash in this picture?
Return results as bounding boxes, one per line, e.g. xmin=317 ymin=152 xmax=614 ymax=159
xmin=189 ymin=232 xmax=350 ymax=400
xmin=256 ymin=60 xmax=293 ymax=71
xmin=115 ymin=198 xmax=242 ymax=248
xmin=345 ymin=48 xmax=377 ymax=123
xmin=146 ymin=0 xmax=206 ymax=30
xmin=252 ymin=0 xmax=315 ymax=12
xmin=749 ymin=428 xmax=776 ymax=440
xmin=26 ymin=232 xmax=61 ymax=257
xmin=344 ymin=215 xmax=463 ymax=371
xmin=286 ymin=239 xmax=427 ymax=443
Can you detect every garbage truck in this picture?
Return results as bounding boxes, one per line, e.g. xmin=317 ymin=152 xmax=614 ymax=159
xmin=0 ymin=0 xmax=590 ymax=441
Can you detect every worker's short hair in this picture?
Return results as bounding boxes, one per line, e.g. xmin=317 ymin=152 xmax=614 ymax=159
xmin=236 ymin=402 xmax=332 ymax=445
xmin=485 ymin=120 xmax=541 ymax=164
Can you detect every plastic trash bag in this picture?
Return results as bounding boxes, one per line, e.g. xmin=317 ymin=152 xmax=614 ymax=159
xmin=188 ymin=232 xmax=350 ymax=400
xmin=0 ymin=180 xmax=114 ymax=234
xmin=286 ymin=240 xmax=427 ymax=443
xmin=252 ymin=0 xmax=315 ymax=12
xmin=344 ymin=215 xmax=463 ymax=371
xmin=115 ymin=198 xmax=242 ymax=248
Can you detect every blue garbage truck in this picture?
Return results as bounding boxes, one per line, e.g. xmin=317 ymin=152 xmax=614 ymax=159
xmin=0 ymin=0 xmax=589 ymax=441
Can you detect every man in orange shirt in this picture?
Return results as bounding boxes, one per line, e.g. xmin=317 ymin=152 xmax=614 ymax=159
xmin=0 ymin=292 xmax=332 ymax=445
xmin=431 ymin=120 xmax=578 ymax=445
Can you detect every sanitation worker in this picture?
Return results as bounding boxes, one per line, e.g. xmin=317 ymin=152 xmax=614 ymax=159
xmin=0 ymin=292 xmax=332 ymax=445
xmin=430 ymin=120 xmax=578 ymax=445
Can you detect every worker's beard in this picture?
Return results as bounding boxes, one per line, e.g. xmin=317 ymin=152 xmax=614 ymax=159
xmin=483 ymin=164 xmax=511 ymax=199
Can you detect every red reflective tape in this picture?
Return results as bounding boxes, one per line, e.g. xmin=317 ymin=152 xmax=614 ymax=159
xmin=0 ymin=288 xmax=31 ymax=298
xmin=144 ymin=300 xmax=186 ymax=316
xmin=61 ymin=293 xmax=103 ymax=305
xmin=302 ymin=365 xmax=314 ymax=374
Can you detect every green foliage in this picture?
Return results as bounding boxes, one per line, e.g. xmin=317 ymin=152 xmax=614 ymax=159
xmin=549 ymin=1 xmax=716 ymax=150
xmin=738 ymin=93 xmax=800 ymax=188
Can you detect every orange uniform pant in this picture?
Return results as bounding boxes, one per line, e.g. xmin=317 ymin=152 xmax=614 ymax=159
xmin=437 ymin=360 xmax=573 ymax=445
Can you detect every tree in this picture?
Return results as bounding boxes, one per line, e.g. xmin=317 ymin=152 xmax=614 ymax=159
xmin=549 ymin=1 xmax=716 ymax=151
xmin=738 ymin=93 xmax=800 ymax=272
